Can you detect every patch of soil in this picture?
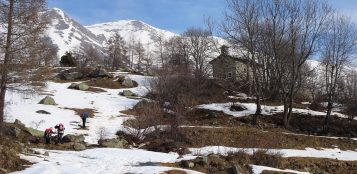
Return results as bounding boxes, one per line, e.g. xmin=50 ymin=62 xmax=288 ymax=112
xmin=164 ymin=170 xmax=188 ymax=174
xmin=238 ymin=114 xmax=357 ymax=138
xmin=0 ymin=124 xmax=36 ymax=173
xmin=63 ymin=108 xmax=97 ymax=118
xmin=280 ymin=157 xmax=357 ymax=174
xmin=180 ymin=126 xmax=357 ymax=150
xmin=86 ymin=87 xmax=107 ymax=93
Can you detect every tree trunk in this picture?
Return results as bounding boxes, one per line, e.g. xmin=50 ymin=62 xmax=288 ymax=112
xmin=324 ymin=100 xmax=333 ymax=133
xmin=283 ymin=95 xmax=289 ymax=128
xmin=253 ymin=94 xmax=261 ymax=125
xmin=287 ymin=92 xmax=294 ymax=126
xmin=0 ymin=0 xmax=14 ymax=129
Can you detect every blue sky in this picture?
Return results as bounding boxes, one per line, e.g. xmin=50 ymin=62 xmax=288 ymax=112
xmin=48 ymin=0 xmax=357 ymax=34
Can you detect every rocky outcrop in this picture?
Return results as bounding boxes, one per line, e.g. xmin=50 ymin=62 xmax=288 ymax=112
xmin=36 ymin=110 xmax=51 ymax=114
xmin=230 ymin=104 xmax=247 ymax=111
xmin=119 ymin=90 xmax=137 ymax=97
xmin=73 ymin=143 xmax=86 ymax=151
xmin=68 ymin=83 xmax=90 ymax=91
xmin=89 ymin=68 xmax=113 ymax=78
xmin=121 ymin=78 xmax=134 ymax=88
xmin=99 ymin=138 xmax=128 ymax=148
xmin=62 ymin=134 xmax=85 ymax=143
xmin=39 ymin=96 xmax=57 ymax=105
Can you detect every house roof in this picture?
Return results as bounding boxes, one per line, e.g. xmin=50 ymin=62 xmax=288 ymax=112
xmin=209 ymin=54 xmax=250 ymax=65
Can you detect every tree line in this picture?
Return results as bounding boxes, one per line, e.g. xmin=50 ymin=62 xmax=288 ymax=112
xmin=222 ymin=0 xmax=357 ymax=131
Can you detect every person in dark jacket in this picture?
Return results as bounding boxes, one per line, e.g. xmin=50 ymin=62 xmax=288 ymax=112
xmin=54 ymin=123 xmax=65 ymax=144
xmin=44 ymin=127 xmax=54 ymax=144
xmin=81 ymin=112 xmax=89 ymax=128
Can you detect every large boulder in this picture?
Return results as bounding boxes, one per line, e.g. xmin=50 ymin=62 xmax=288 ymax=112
xmin=117 ymin=75 xmax=126 ymax=83
xmin=14 ymin=119 xmax=25 ymax=127
xmin=39 ymin=96 xmax=56 ymax=105
xmin=230 ymin=104 xmax=247 ymax=111
xmin=73 ymin=143 xmax=86 ymax=151
xmin=8 ymin=127 xmax=21 ymax=138
xmin=68 ymin=83 xmax=89 ymax=91
xmin=62 ymin=134 xmax=85 ymax=143
xmin=99 ymin=138 xmax=127 ymax=148
xmin=121 ymin=78 xmax=134 ymax=88
xmin=89 ymin=68 xmax=113 ymax=78
xmin=230 ymin=165 xmax=243 ymax=174
xmin=119 ymin=90 xmax=137 ymax=97
xmin=61 ymin=72 xmax=84 ymax=81
xmin=27 ymin=128 xmax=43 ymax=137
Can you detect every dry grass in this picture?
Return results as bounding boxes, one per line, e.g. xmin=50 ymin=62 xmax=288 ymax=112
xmin=180 ymin=126 xmax=357 ymax=150
xmin=86 ymin=87 xmax=107 ymax=93
xmin=163 ymin=170 xmax=188 ymax=174
xmin=62 ymin=108 xmax=98 ymax=118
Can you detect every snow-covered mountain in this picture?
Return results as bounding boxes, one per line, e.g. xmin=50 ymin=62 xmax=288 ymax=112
xmin=42 ymin=8 xmax=105 ymax=57
xmin=43 ymin=8 xmax=178 ymax=58
xmin=86 ymin=20 xmax=177 ymax=48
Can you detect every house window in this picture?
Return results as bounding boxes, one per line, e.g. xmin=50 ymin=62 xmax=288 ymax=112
xmin=227 ymin=72 xmax=232 ymax=79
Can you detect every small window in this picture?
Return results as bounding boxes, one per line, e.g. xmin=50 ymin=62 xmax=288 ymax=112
xmin=227 ymin=72 xmax=232 ymax=79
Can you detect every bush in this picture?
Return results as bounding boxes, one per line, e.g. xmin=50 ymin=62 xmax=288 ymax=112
xmin=60 ymin=52 xmax=76 ymax=67
xmin=252 ymin=149 xmax=283 ymax=168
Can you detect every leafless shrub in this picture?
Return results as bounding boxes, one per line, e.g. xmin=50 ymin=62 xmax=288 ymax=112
xmin=96 ymin=127 xmax=108 ymax=146
xmin=252 ymin=149 xmax=283 ymax=168
xmin=123 ymin=102 xmax=164 ymax=143
xmin=31 ymin=120 xmax=45 ymax=129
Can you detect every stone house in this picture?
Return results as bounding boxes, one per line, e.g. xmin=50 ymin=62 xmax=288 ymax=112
xmin=209 ymin=46 xmax=251 ymax=82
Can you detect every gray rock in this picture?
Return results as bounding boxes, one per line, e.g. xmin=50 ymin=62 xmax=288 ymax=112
xmin=62 ymin=72 xmax=83 ymax=80
xmin=36 ymin=110 xmax=51 ymax=114
xmin=194 ymin=156 xmax=208 ymax=166
xmin=89 ymin=68 xmax=113 ymax=78
xmin=117 ymin=75 xmax=126 ymax=83
xmin=0 ymin=168 xmax=8 ymax=174
xmin=119 ymin=90 xmax=137 ymax=97
xmin=39 ymin=96 xmax=57 ymax=105
xmin=68 ymin=83 xmax=89 ymax=91
xmin=181 ymin=160 xmax=195 ymax=168
xmin=99 ymin=138 xmax=127 ymax=148
xmin=121 ymin=78 xmax=134 ymax=88
xmin=43 ymin=151 xmax=50 ymax=156
xmin=78 ymin=83 xmax=90 ymax=91
xmin=73 ymin=143 xmax=86 ymax=151
xmin=14 ymin=119 xmax=25 ymax=127
xmin=230 ymin=165 xmax=243 ymax=174
xmin=230 ymin=104 xmax=247 ymax=111
xmin=8 ymin=127 xmax=21 ymax=138
xmin=62 ymin=134 xmax=85 ymax=143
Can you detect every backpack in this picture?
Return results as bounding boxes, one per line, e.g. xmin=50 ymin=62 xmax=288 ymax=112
xmin=81 ymin=112 xmax=88 ymax=119
xmin=45 ymin=128 xmax=52 ymax=134
xmin=58 ymin=123 xmax=64 ymax=131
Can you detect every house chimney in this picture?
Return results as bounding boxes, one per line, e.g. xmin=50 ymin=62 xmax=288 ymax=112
xmin=220 ymin=45 xmax=229 ymax=56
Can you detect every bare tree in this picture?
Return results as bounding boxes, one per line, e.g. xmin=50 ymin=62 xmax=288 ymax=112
xmin=106 ymin=32 xmax=128 ymax=70
xmin=183 ymin=27 xmax=213 ymax=78
xmin=222 ymin=0 xmax=264 ymax=124
xmin=0 ymin=0 xmax=48 ymax=128
xmin=134 ymin=41 xmax=145 ymax=72
xmin=320 ymin=13 xmax=357 ymax=132
xmin=259 ymin=0 xmax=332 ymax=128
xmin=72 ymin=46 xmax=102 ymax=68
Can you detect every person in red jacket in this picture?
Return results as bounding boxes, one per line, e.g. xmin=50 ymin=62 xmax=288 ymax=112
xmin=54 ymin=123 xmax=65 ymax=144
xmin=44 ymin=127 xmax=54 ymax=144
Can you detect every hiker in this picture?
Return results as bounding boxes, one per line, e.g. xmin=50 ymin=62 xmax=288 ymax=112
xmin=44 ymin=127 xmax=54 ymax=144
xmin=54 ymin=123 xmax=65 ymax=144
xmin=81 ymin=112 xmax=89 ymax=128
